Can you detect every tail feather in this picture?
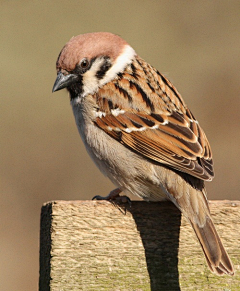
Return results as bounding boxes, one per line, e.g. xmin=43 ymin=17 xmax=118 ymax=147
xmin=190 ymin=217 xmax=234 ymax=276
xmin=163 ymin=167 xmax=234 ymax=275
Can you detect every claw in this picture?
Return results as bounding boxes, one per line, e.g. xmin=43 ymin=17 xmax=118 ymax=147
xmin=92 ymin=188 xmax=122 ymax=201
xmin=92 ymin=195 xmax=109 ymax=200
xmin=92 ymin=188 xmax=131 ymax=206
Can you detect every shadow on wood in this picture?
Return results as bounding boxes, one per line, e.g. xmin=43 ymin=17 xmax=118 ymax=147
xmin=129 ymin=202 xmax=181 ymax=290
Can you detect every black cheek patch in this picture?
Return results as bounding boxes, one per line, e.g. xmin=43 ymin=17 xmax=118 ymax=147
xmin=96 ymin=58 xmax=112 ymax=80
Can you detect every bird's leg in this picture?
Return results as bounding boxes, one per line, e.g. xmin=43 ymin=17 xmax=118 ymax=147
xmin=92 ymin=188 xmax=131 ymax=204
xmin=92 ymin=188 xmax=122 ymax=200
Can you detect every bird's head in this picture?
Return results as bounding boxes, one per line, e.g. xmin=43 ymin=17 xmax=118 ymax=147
xmin=52 ymin=32 xmax=136 ymax=100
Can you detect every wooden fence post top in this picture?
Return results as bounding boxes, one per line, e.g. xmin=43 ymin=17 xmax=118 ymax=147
xmin=39 ymin=200 xmax=240 ymax=291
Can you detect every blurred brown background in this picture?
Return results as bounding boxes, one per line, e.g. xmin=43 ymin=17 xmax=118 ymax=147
xmin=1 ymin=1 xmax=239 ymax=290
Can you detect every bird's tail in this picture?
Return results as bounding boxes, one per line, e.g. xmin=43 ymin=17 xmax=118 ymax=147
xmin=190 ymin=216 xmax=234 ymax=275
xmin=163 ymin=168 xmax=234 ymax=275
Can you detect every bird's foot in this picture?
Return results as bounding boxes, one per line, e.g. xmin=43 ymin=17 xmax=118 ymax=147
xmin=92 ymin=188 xmax=131 ymax=205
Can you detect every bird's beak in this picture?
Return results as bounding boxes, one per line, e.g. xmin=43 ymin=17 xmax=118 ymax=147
xmin=52 ymin=72 xmax=79 ymax=92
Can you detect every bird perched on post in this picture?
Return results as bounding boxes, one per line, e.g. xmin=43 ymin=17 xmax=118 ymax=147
xmin=52 ymin=32 xmax=234 ymax=275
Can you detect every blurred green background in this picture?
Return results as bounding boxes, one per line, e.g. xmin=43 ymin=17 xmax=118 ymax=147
xmin=1 ymin=1 xmax=239 ymax=290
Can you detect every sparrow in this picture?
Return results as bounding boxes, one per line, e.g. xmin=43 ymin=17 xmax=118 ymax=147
xmin=52 ymin=32 xmax=234 ymax=276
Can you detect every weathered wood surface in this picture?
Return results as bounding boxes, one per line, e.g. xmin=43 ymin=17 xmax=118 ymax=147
xmin=39 ymin=200 xmax=239 ymax=291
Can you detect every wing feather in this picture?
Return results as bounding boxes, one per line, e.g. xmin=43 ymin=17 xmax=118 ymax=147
xmin=93 ymin=57 xmax=214 ymax=181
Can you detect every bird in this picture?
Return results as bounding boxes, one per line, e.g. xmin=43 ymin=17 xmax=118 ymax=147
xmin=52 ymin=32 xmax=234 ymax=276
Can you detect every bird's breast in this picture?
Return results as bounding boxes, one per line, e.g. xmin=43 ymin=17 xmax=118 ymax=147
xmin=71 ymin=96 xmax=167 ymax=201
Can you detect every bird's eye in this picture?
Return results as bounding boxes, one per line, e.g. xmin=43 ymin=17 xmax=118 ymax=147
xmin=80 ymin=58 xmax=90 ymax=69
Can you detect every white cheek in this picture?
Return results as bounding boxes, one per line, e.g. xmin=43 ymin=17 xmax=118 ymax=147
xmin=82 ymin=59 xmax=104 ymax=96
xmin=82 ymin=74 xmax=99 ymax=95
xmin=81 ymin=45 xmax=136 ymax=97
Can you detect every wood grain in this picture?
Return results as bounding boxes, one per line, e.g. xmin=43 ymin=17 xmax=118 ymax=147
xmin=39 ymin=200 xmax=239 ymax=291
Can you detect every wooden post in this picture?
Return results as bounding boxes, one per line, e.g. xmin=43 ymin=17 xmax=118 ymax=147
xmin=39 ymin=200 xmax=239 ymax=291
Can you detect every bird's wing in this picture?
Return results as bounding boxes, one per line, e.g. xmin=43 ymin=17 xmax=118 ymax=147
xmin=93 ymin=60 xmax=214 ymax=181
